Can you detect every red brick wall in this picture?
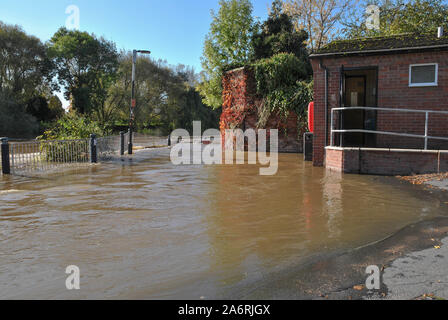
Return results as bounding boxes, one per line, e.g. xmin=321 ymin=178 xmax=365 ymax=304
xmin=223 ymin=67 xmax=257 ymax=113
xmin=326 ymin=147 xmax=448 ymax=175
xmin=222 ymin=67 xmax=302 ymax=153
xmin=325 ymin=147 xmax=345 ymax=171
xmin=311 ymin=50 xmax=448 ymax=167
xmin=311 ymin=60 xmax=327 ymax=166
xmin=325 ymin=148 xmax=360 ymax=173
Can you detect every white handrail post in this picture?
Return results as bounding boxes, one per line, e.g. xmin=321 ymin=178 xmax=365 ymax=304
xmin=424 ymin=112 xmax=429 ymax=150
xmin=330 ymin=109 xmax=334 ymax=147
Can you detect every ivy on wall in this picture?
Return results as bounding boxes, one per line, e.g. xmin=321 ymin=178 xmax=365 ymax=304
xmin=252 ymin=53 xmax=313 ymax=128
xmin=219 ymin=70 xmax=253 ymax=132
xmin=219 ymin=53 xmax=313 ymax=134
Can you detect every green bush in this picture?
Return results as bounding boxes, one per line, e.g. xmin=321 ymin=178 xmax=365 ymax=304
xmin=40 ymin=140 xmax=89 ymax=163
xmin=37 ymin=112 xmax=106 ymax=140
xmin=37 ymin=113 xmax=97 ymax=162
xmin=252 ymin=53 xmax=313 ymax=127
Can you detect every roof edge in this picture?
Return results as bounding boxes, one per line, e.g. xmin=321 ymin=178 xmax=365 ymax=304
xmin=310 ymin=43 xmax=448 ymax=58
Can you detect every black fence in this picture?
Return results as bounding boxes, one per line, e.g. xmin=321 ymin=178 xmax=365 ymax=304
xmin=1 ymin=132 xmax=169 ymax=176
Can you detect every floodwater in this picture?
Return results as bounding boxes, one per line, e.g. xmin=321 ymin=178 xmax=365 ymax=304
xmin=0 ymin=148 xmax=447 ymax=299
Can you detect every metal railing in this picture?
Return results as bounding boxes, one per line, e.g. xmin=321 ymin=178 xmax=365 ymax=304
xmin=132 ymin=133 xmax=169 ymax=149
xmin=176 ymin=136 xmax=217 ymax=144
xmin=1 ymin=132 xmax=170 ymax=176
xmin=330 ymin=106 xmax=448 ymax=149
xmin=97 ymin=135 xmax=121 ymax=160
xmin=8 ymin=138 xmax=91 ymax=175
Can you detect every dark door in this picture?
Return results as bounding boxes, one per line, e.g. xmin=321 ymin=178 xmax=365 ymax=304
xmin=342 ymin=76 xmax=366 ymax=147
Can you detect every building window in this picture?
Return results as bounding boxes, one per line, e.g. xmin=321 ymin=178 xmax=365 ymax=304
xmin=409 ymin=63 xmax=438 ymax=87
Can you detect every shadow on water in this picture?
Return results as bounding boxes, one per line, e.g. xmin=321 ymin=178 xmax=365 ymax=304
xmin=0 ymin=148 xmax=447 ymax=299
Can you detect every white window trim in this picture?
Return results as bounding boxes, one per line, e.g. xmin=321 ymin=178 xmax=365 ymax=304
xmin=409 ymin=63 xmax=438 ymax=87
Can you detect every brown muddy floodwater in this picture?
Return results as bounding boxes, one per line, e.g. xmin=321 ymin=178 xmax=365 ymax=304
xmin=0 ymin=148 xmax=447 ymax=299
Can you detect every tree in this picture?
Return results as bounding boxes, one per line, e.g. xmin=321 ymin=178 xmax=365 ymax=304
xmin=0 ymin=91 xmax=39 ymax=138
xmin=253 ymin=53 xmax=313 ymax=127
xmin=197 ymin=0 xmax=255 ymax=109
xmin=342 ymin=0 xmax=448 ymax=38
xmin=166 ymin=65 xmax=220 ymax=133
xmin=25 ymin=95 xmax=64 ymax=124
xmin=47 ymin=28 xmax=119 ymax=117
xmin=0 ymin=21 xmax=57 ymax=137
xmin=38 ymin=112 xmax=104 ymax=140
xmin=173 ymin=87 xmax=221 ymax=134
xmin=252 ymin=0 xmax=311 ymax=67
xmin=48 ymin=95 xmax=65 ymax=120
xmin=25 ymin=96 xmax=51 ymax=122
xmin=283 ymin=0 xmax=356 ymax=51
xmin=105 ymin=52 xmax=220 ymax=135
xmin=106 ymin=53 xmax=181 ymax=133
xmin=0 ymin=22 xmax=53 ymax=101
xmin=270 ymin=0 xmax=284 ymax=16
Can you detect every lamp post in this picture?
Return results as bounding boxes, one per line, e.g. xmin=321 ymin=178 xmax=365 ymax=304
xmin=128 ymin=49 xmax=151 ymax=155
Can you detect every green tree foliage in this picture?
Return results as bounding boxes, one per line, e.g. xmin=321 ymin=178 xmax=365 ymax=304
xmin=0 ymin=22 xmax=53 ymax=101
xmin=0 ymin=92 xmax=39 ymax=138
xmin=249 ymin=2 xmax=313 ymax=129
xmin=47 ymin=28 xmax=119 ymax=116
xmin=106 ymin=53 xmax=184 ymax=133
xmin=25 ymin=95 xmax=65 ymax=123
xmin=174 ymin=87 xmax=221 ymax=134
xmin=0 ymin=21 xmax=54 ymax=137
xmin=25 ymin=96 xmax=52 ymax=122
xmin=251 ymin=0 xmax=311 ymax=70
xmin=38 ymin=112 xmax=104 ymax=140
xmin=106 ymin=53 xmax=220 ymax=135
xmin=253 ymin=53 xmax=313 ymax=127
xmin=197 ymin=0 xmax=255 ymax=109
xmin=48 ymin=95 xmax=65 ymax=120
xmin=0 ymin=21 xmax=220 ymax=139
xmin=343 ymin=0 xmax=448 ymax=38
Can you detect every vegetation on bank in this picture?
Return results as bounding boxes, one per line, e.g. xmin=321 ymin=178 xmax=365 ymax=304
xmin=37 ymin=113 xmax=104 ymax=140
xmin=2 ymin=0 xmax=447 ymax=140
xmin=199 ymin=0 xmax=314 ymax=132
xmin=0 ymin=23 xmax=220 ymax=140
xmin=342 ymin=0 xmax=448 ymax=39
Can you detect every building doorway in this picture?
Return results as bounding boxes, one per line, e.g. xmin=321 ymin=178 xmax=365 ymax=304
xmin=339 ymin=67 xmax=378 ymax=147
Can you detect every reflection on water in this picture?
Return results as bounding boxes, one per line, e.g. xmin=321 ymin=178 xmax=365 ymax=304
xmin=0 ymin=149 xmax=446 ymax=299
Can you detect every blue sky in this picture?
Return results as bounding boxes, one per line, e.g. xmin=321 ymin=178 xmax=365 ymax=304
xmin=0 ymin=0 xmax=272 ymax=71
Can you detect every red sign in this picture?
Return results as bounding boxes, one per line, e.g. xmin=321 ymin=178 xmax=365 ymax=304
xmin=131 ymin=99 xmax=136 ymax=108
xmin=308 ymin=102 xmax=314 ymax=133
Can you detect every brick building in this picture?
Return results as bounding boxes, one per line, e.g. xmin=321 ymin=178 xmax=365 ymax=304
xmin=221 ymin=67 xmax=302 ymax=153
xmin=310 ymin=33 xmax=448 ymax=175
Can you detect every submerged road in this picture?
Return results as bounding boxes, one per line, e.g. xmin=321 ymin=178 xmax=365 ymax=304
xmin=1 ymin=148 xmax=447 ymax=299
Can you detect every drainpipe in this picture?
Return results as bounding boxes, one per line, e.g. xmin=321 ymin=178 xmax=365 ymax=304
xmin=319 ymin=60 xmax=329 ymax=147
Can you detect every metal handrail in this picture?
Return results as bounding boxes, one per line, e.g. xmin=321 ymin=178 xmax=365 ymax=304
xmin=330 ymin=106 xmax=448 ymax=149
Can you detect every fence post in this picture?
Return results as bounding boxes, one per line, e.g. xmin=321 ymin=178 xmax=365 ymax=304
xmin=120 ymin=131 xmax=125 ymax=155
xmin=90 ymin=134 xmax=97 ymax=163
xmin=1 ymin=137 xmax=10 ymax=174
xmin=128 ymin=128 xmax=133 ymax=155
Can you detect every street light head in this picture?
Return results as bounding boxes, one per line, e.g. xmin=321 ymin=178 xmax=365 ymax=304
xmin=137 ymin=50 xmax=151 ymax=54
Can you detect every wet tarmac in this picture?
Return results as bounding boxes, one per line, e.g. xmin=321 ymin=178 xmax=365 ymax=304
xmin=1 ymin=148 xmax=447 ymax=299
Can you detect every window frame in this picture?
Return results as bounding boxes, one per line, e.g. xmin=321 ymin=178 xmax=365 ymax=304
xmin=409 ymin=63 xmax=438 ymax=87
